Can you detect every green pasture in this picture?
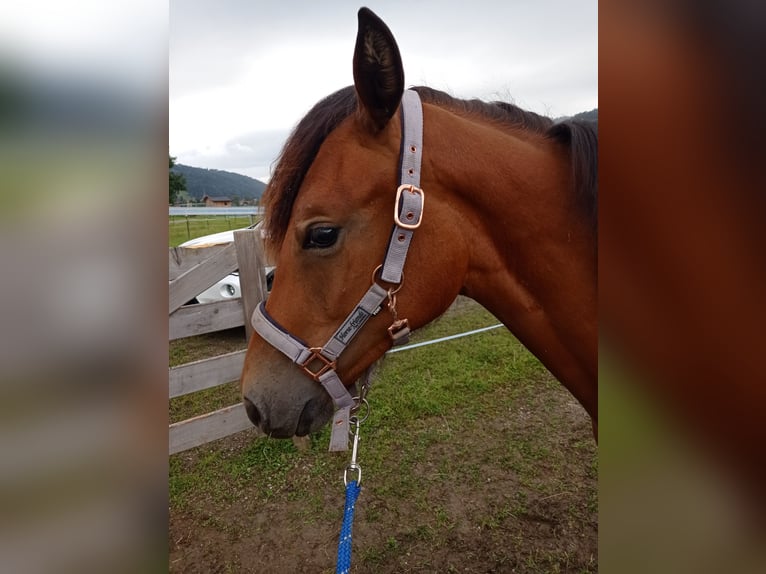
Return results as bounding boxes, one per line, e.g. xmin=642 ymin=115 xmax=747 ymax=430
xmin=169 ymin=300 xmax=597 ymax=572
xmin=169 ymin=214 xmax=258 ymax=247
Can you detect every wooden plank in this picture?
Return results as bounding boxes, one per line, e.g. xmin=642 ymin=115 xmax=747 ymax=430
xmin=169 ymin=349 xmax=246 ymax=398
xmin=233 ymin=228 xmax=269 ymax=341
xmin=169 ymin=242 xmax=239 ymax=314
xmin=169 ymin=403 xmax=262 ymax=455
xmin=169 ymin=244 xmax=228 ymax=281
xmin=169 ymin=299 xmax=245 ymax=340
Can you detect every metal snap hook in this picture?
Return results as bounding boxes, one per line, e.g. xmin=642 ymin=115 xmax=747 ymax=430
xmin=350 ymin=398 xmax=370 ymax=424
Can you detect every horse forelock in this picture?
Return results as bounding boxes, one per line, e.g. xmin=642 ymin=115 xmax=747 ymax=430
xmin=262 ymin=86 xmax=358 ymax=252
xmin=261 ymin=85 xmax=597 ymax=252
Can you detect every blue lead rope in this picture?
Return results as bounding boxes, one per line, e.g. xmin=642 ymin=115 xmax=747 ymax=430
xmin=335 ymin=479 xmax=362 ymax=574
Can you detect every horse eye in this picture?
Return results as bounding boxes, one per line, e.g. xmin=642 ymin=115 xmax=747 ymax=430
xmin=303 ymin=226 xmax=339 ymax=249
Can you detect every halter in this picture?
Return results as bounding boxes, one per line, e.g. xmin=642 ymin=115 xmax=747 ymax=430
xmin=251 ymin=89 xmax=425 ymax=451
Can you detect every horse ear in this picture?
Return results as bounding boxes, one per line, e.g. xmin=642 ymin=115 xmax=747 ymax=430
xmin=353 ymin=8 xmax=405 ymax=131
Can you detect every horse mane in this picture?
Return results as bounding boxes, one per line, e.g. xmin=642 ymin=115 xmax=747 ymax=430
xmin=547 ymin=118 xmax=599 ymax=228
xmin=262 ymin=85 xmax=598 ymax=251
xmin=412 ymin=86 xmax=555 ymax=134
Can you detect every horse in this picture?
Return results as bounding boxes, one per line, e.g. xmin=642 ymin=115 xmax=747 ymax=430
xmin=240 ymin=7 xmax=597 ymax=444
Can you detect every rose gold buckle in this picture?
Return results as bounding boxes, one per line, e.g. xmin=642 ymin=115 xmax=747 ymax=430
xmin=388 ymin=318 xmax=410 ymax=344
xmin=300 ymin=348 xmax=336 ymax=382
xmin=394 ymin=184 xmax=424 ymax=230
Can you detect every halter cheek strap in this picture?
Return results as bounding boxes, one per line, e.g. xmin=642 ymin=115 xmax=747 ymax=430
xmin=382 ymin=89 xmax=425 ymax=284
xmin=251 ymin=89 xmax=424 ymax=451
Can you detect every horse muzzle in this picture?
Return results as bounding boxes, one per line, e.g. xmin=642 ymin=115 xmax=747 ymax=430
xmin=241 ymin=343 xmax=335 ymax=438
xmin=243 ymin=393 xmax=331 ymax=438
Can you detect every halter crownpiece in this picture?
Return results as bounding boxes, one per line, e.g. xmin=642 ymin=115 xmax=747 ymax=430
xmin=251 ymin=89 xmax=424 ymax=451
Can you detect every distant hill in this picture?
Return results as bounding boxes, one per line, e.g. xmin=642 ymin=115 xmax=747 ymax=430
xmin=171 ymin=164 xmax=266 ymax=204
xmin=572 ymin=108 xmax=598 ymax=122
xmin=555 ymin=108 xmax=598 ymax=124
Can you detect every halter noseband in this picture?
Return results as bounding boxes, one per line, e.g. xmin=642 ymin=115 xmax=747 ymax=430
xmin=251 ymin=89 xmax=425 ymax=450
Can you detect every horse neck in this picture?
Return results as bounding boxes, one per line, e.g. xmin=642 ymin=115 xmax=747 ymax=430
xmin=423 ymin=104 xmax=597 ymax=420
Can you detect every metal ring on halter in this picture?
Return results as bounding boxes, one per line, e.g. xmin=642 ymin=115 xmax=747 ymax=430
xmin=350 ymin=398 xmax=370 ymax=424
xmin=371 ymin=264 xmax=404 ymax=293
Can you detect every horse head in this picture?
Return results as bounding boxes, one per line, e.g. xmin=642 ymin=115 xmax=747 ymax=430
xmin=241 ymin=8 xmax=598 ymax=440
xmin=241 ymin=9 xmax=467 ymax=438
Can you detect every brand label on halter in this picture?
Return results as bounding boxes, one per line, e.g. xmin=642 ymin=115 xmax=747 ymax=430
xmin=334 ymin=306 xmax=370 ymax=345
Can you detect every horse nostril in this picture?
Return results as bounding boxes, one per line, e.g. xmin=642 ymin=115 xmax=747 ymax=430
xmin=243 ymin=397 xmax=262 ymax=428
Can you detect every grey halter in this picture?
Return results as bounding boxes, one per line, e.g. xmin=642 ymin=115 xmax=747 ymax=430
xmin=251 ymin=89 xmax=425 ymax=450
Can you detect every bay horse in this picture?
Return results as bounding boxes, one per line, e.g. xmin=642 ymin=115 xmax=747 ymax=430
xmin=241 ymin=7 xmax=597 ymax=444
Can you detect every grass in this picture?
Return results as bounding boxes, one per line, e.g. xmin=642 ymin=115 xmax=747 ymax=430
xmin=168 ymin=299 xmax=597 ymax=572
xmin=169 ymin=214 xmax=257 ymax=246
xmin=168 ymin=212 xmax=597 ymax=570
xmin=169 ymin=302 xmax=510 ymax=502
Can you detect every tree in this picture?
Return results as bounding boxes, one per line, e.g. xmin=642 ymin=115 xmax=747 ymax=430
xmin=169 ymin=155 xmax=186 ymax=205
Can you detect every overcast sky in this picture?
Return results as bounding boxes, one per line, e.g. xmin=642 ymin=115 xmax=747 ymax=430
xmin=169 ymin=1 xmax=597 ymax=182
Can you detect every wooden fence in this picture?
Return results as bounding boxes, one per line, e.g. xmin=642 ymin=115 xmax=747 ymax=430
xmin=168 ymin=227 xmax=268 ymax=455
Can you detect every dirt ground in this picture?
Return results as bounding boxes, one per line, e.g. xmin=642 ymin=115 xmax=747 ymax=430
xmin=169 ymin=376 xmax=596 ymax=573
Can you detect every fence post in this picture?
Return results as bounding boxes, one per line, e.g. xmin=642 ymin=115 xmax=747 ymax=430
xmin=234 ymin=226 xmax=269 ymax=341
